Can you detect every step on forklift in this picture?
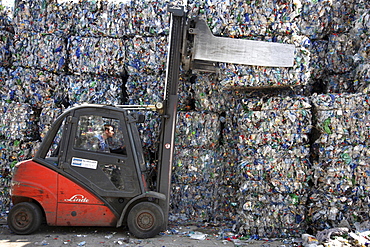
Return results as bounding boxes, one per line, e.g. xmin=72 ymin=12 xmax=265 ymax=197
xmin=7 ymin=2 xmax=295 ymax=238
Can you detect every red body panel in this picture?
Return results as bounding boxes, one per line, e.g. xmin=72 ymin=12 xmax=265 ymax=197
xmin=56 ymin=175 xmax=117 ymax=226
xmin=11 ymin=160 xmax=58 ymax=225
xmin=11 ymin=160 xmax=117 ymax=227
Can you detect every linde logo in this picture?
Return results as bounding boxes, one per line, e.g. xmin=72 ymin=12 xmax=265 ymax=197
xmin=64 ymin=194 xmax=89 ymax=203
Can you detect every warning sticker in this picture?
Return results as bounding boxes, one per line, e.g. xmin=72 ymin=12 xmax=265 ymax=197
xmin=71 ymin=157 xmax=98 ymax=169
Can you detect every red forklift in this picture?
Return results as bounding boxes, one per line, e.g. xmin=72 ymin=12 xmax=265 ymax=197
xmin=7 ymin=3 xmax=295 ymax=238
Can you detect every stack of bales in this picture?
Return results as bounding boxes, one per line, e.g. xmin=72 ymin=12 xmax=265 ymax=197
xmin=0 ymin=0 xmax=369 ymax=238
xmin=306 ymin=0 xmax=370 ymax=233
xmin=172 ymin=72 xmax=242 ymax=223
xmin=308 ymin=93 xmax=370 ymax=232
xmin=0 ymin=3 xmax=32 ymax=221
xmin=177 ymin=0 xmax=369 ymax=237
xmin=175 ymin=0 xmax=311 ymax=236
xmin=172 ymin=0 xmax=311 ymax=227
xmin=222 ymin=94 xmax=312 ymax=237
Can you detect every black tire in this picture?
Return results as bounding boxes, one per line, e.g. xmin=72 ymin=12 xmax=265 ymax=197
xmin=127 ymin=202 xmax=164 ymax=239
xmin=7 ymin=202 xmax=42 ymax=235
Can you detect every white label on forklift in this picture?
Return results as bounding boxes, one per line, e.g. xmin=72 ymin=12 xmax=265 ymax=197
xmin=71 ymin=157 xmax=98 ymax=169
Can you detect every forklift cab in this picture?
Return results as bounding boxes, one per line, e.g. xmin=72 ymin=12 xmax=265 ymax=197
xmin=44 ymin=105 xmax=144 ymax=198
xmin=9 ymin=105 xmax=166 ymax=238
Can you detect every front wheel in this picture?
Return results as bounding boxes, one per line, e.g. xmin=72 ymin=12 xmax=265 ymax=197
xmin=127 ymin=202 xmax=164 ymax=239
xmin=7 ymin=202 xmax=42 ymax=235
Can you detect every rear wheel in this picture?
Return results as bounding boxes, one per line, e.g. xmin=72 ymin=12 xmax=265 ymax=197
xmin=127 ymin=202 xmax=164 ymax=239
xmin=7 ymin=202 xmax=42 ymax=235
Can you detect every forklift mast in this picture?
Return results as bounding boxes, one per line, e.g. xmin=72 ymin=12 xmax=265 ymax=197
xmin=156 ymin=4 xmax=186 ymax=227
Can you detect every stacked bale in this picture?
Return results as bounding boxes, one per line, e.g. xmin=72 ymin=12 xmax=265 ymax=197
xmin=309 ymin=93 xmax=370 ymax=231
xmin=223 ymin=95 xmax=312 ymax=238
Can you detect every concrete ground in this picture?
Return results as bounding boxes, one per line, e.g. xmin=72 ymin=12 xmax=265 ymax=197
xmin=0 ymin=223 xmax=292 ymax=247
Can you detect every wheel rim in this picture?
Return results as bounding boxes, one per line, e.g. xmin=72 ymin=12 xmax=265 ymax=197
xmin=13 ymin=211 xmax=31 ymax=229
xmin=136 ymin=211 xmax=155 ymax=231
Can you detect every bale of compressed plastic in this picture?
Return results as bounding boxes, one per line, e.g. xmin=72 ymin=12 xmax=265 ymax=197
xmin=105 ymin=1 xmax=135 ymax=37
xmin=172 ymin=111 xmax=222 ymax=217
xmin=68 ymin=36 xmax=125 ymax=76
xmin=307 ymin=189 xmax=370 ymax=232
xmin=45 ymin=0 xmax=79 ymax=35
xmin=330 ymin=0 xmax=358 ymax=33
xmin=127 ymin=0 xmax=169 ymax=36
xmin=125 ymin=36 xmax=167 ymax=104
xmin=125 ymin=36 xmax=168 ymax=75
xmin=3 ymin=67 xmax=59 ymax=107
xmin=171 ymin=146 xmax=234 ymax=223
xmin=0 ymin=102 xmax=35 ymax=141
xmin=12 ymin=31 xmax=67 ymax=73
xmin=13 ymin=0 xmax=47 ymax=33
xmin=224 ymin=95 xmax=312 ymax=237
xmin=325 ymin=33 xmax=358 ymax=74
xmin=236 ymin=193 xmax=308 ymax=238
xmin=58 ymin=74 xmax=123 ymax=106
xmin=45 ymin=0 xmax=169 ymax=37
xmin=125 ymin=74 xmax=165 ymax=105
xmin=352 ymin=23 xmax=369 ymax=92
xmin=188 ymin=0 xmax=298 ymax=37
xmin=189 ymin=72 xmax=229 ymax=112
xmin=310 ymin=93 xmax=370 ymax=230
xmin=175 ymin=111 xmax=220 ymax=149
xmin=296 ymin=0 xmax=332 ymax=39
